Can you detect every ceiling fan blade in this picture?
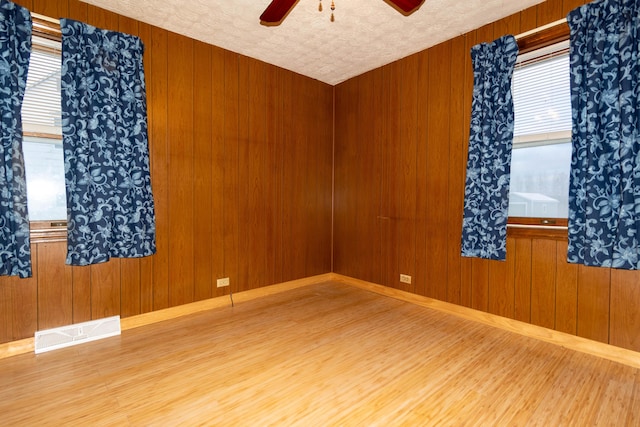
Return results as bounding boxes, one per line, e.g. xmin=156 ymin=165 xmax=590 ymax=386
xmin=260 ymin=0 xmax=299 ymax=25
xmin=384 ymin=0 xmax=425 ymax=15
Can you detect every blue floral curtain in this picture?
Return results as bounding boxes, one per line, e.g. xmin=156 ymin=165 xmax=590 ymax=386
xmin=0 ymin=0 xmax=32 ymax=278
xmin=60 ymin=19 xmax=156 ymax=266
xmin=461 ymin=35 xmax=519 ymax=261
xmin=567 ymin=0 xmax=640 ymax=269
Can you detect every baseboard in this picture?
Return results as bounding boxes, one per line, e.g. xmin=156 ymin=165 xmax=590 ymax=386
xmin=3 ymin=271 xmax=638 ymax=369
xmin=0 ymin=273 xmax=333 ymax=360
xmin=331 ymin=273 xmax=640 ymax=369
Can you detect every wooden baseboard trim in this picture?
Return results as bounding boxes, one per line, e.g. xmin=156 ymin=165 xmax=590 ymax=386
xmin=331 ymin=273 xmax=640 ymax=369
xmin=0 ymin=273 xmax=332 ymax=360
xmin=4 ymin=271 xmax=637 ymax=369
xmin=120 ymin=273 xmax=333 ymax=331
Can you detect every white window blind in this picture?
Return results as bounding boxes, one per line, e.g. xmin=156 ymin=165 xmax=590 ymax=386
xmin=22 ymin=35 xmax=66 ymax=221
xmin=512 ymin=41 xmax=572 ymax=144
xmin=22 ymin=36 xmax=62 ymax=136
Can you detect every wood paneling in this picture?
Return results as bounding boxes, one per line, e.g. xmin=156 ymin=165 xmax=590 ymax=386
xmin=4 ymin=0 xmax=638 ymax=358
xmin=0 ymin=0 xmax=332 ymax=344
xmin=167 ymin=31 xmax=195 ymax=306
xmin=148 ymin=25 xmax=169 ymax=311
xmin=334 ymin=0 xmax=640 ymax=353
xmin=37 ymin=243 xmax=72 ymax=329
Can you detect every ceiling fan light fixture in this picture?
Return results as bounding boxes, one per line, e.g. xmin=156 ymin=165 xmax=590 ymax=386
xmin=384 ymin=0 xmax=425 ymax=15
xmin=261 ymin=0 xmax=422 ymax=26
xmin=260 ymin=0 xmax=298 ymax=25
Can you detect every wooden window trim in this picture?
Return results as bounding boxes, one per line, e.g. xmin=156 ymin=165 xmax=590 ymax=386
xmin=508 ymin=19 xmax=570 ymax=240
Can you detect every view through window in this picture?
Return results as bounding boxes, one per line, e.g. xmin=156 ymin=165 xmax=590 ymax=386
xmin=22 ymin=35 xmax=66 ymax=221
xmin=509 ymin=40 xmax=571 ymax=219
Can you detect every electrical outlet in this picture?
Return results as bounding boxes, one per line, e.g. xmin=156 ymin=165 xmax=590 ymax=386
xmin=217 ymin=277 xmax=230 ymax=288
xmin=400 ymin=274 xmax=412 ymax=284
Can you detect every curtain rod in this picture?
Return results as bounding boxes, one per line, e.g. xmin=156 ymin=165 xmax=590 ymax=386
xmin=32 ymin=12 xmax=60 ymax=24
xmin=31 ymin=13 xmax=62 ymax=39
xmin=515 ymin=18 xmax=568 ymax=40
xmin=515 ymin=18 xmax=569 ymax=55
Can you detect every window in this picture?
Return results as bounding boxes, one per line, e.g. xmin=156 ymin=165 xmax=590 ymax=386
xmin=22 ymin=34 xmax=66 ymax=223
xmin=509 ymin=40 xmax=572 ymax=221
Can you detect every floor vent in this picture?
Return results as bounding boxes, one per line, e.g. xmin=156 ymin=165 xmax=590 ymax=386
xmin=34 ymin=316 xmax=121 ymax=354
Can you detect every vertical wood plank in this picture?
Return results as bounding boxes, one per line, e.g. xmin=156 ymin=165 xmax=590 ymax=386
xmin=514 ymin=238 xmax=532 ymax=323
xmin=284 ymin=74 xmax=309 ymax=282
xmin=223 ymin=50 xmax=240 ymax=293
xmin=555 ymin=240 xmax=577 ymax=335
xmin=519 ymin=7 xmax=539 ymax=34
xmin=313 ymin=78 xmax=333 ymax=277
xmin=211 ymin=46 xmax=227 ymax=295
xmin=415 ymin=52 xmax=429 ymax=298
xmin=610 ymin=270 xmax=640 ymax=352
xmin=148 ymin=26 xmax=169 ymax=311
xmin=167 ymin=32 xmax=194 ymax=306
xmin=237 ymin=55 xmax=251 ymax=291
xmin=400 ymin=55 xmax=418 ymax=293
xmin=537 ymin=0 xmax=564 ymax=26
xmin=425 ymin=42 xmax=450 ymax=300
xmin=120 ymin=259 xmax=141 ymax=318
xmin=471 ymin=259 xmax=489 ymax=311
xmin=530 ymin=239 xmax=557 ymax=330
xmin=37 ymin=242 xmax=73 ymax=329
xmin=193 ymin=40 xmax=213 ymax=301
xmin=447 ymin=35 xmax=466 ymax=306
xmin=90 ymin=260 xmax=120 ymax=319
xmin=11 ymin=271 xmax=38 ymax=339
xmin=72 ymin=266 xmax=92 ymax=323
xmin=352 ymin=71 xmax=378 ymax=283
xmin=577 ymin=265 xmax=611 ymax=343
xmin=334 ymin=78 xmax=359 ymax=280
xmin=30 ymin=0 xmax=66 ymax=16
xmin=379 ymin=66 xmax=392 ymax=288
xmin=563 ymin=0 xmax=588 ymax=15
xmin=0 ymin=279 xmax=11 ymax=342
xmin=488 ymin=238 xmax=516 ymax=318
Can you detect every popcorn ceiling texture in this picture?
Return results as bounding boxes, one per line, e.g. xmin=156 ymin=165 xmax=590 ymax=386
xmin=79 ymin=0 xmax=545 ymax=85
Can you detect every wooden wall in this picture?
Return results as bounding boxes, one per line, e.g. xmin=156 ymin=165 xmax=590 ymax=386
xmin=0 ymin=0 xmax=333 ymax=344
xmin=334 ymin=0 xmax=640 ymax=353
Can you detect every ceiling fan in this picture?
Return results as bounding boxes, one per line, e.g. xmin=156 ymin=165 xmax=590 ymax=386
xmin=260 ymin=0 xmax=425 ymax=26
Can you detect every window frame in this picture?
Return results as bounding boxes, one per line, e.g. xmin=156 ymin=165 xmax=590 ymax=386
xmin=28 ymin=15 xmax=67 ymax=244
xmin=507 ymin=20 xmax=571 ymax=240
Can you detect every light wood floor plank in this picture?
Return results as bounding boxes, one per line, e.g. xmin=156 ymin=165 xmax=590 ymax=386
xmin=0 ymin=281 xmax=638 ymax=425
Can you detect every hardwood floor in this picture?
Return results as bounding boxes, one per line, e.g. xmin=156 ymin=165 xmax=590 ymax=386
xmin=1 ymin=280 xmax=638 ymax=426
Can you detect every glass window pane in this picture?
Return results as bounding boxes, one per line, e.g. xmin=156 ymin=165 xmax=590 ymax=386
xmin=509 ymin=42 xmax=571 ymax=219
xmin=23 ymin=137 xmax=66 ymax=221
xmin=22 ymin=35 xmax=66 ymax=222
xmin=509 ymin=142 xmax=571 ymax=218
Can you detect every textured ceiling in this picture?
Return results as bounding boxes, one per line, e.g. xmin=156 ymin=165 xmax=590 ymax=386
xmin=79 ymin=0 xmax=545 ymax=85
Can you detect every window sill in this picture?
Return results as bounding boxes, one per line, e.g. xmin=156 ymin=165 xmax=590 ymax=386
xmin=507 ymin=218 xmax=568 ymax=241
xmin=30 ymin=221 xmax=67 ymax=244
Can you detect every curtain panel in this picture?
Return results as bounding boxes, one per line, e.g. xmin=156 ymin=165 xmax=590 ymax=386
xmin=60 ymin=19 xmax=156 ymax=266
xmin=0 ymin=0 xmax=32 ymax=278
xmin=567 ymin=0 xmax=640 ymax=269
xmin=461 ymin=35 xmax=519 ymax=261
